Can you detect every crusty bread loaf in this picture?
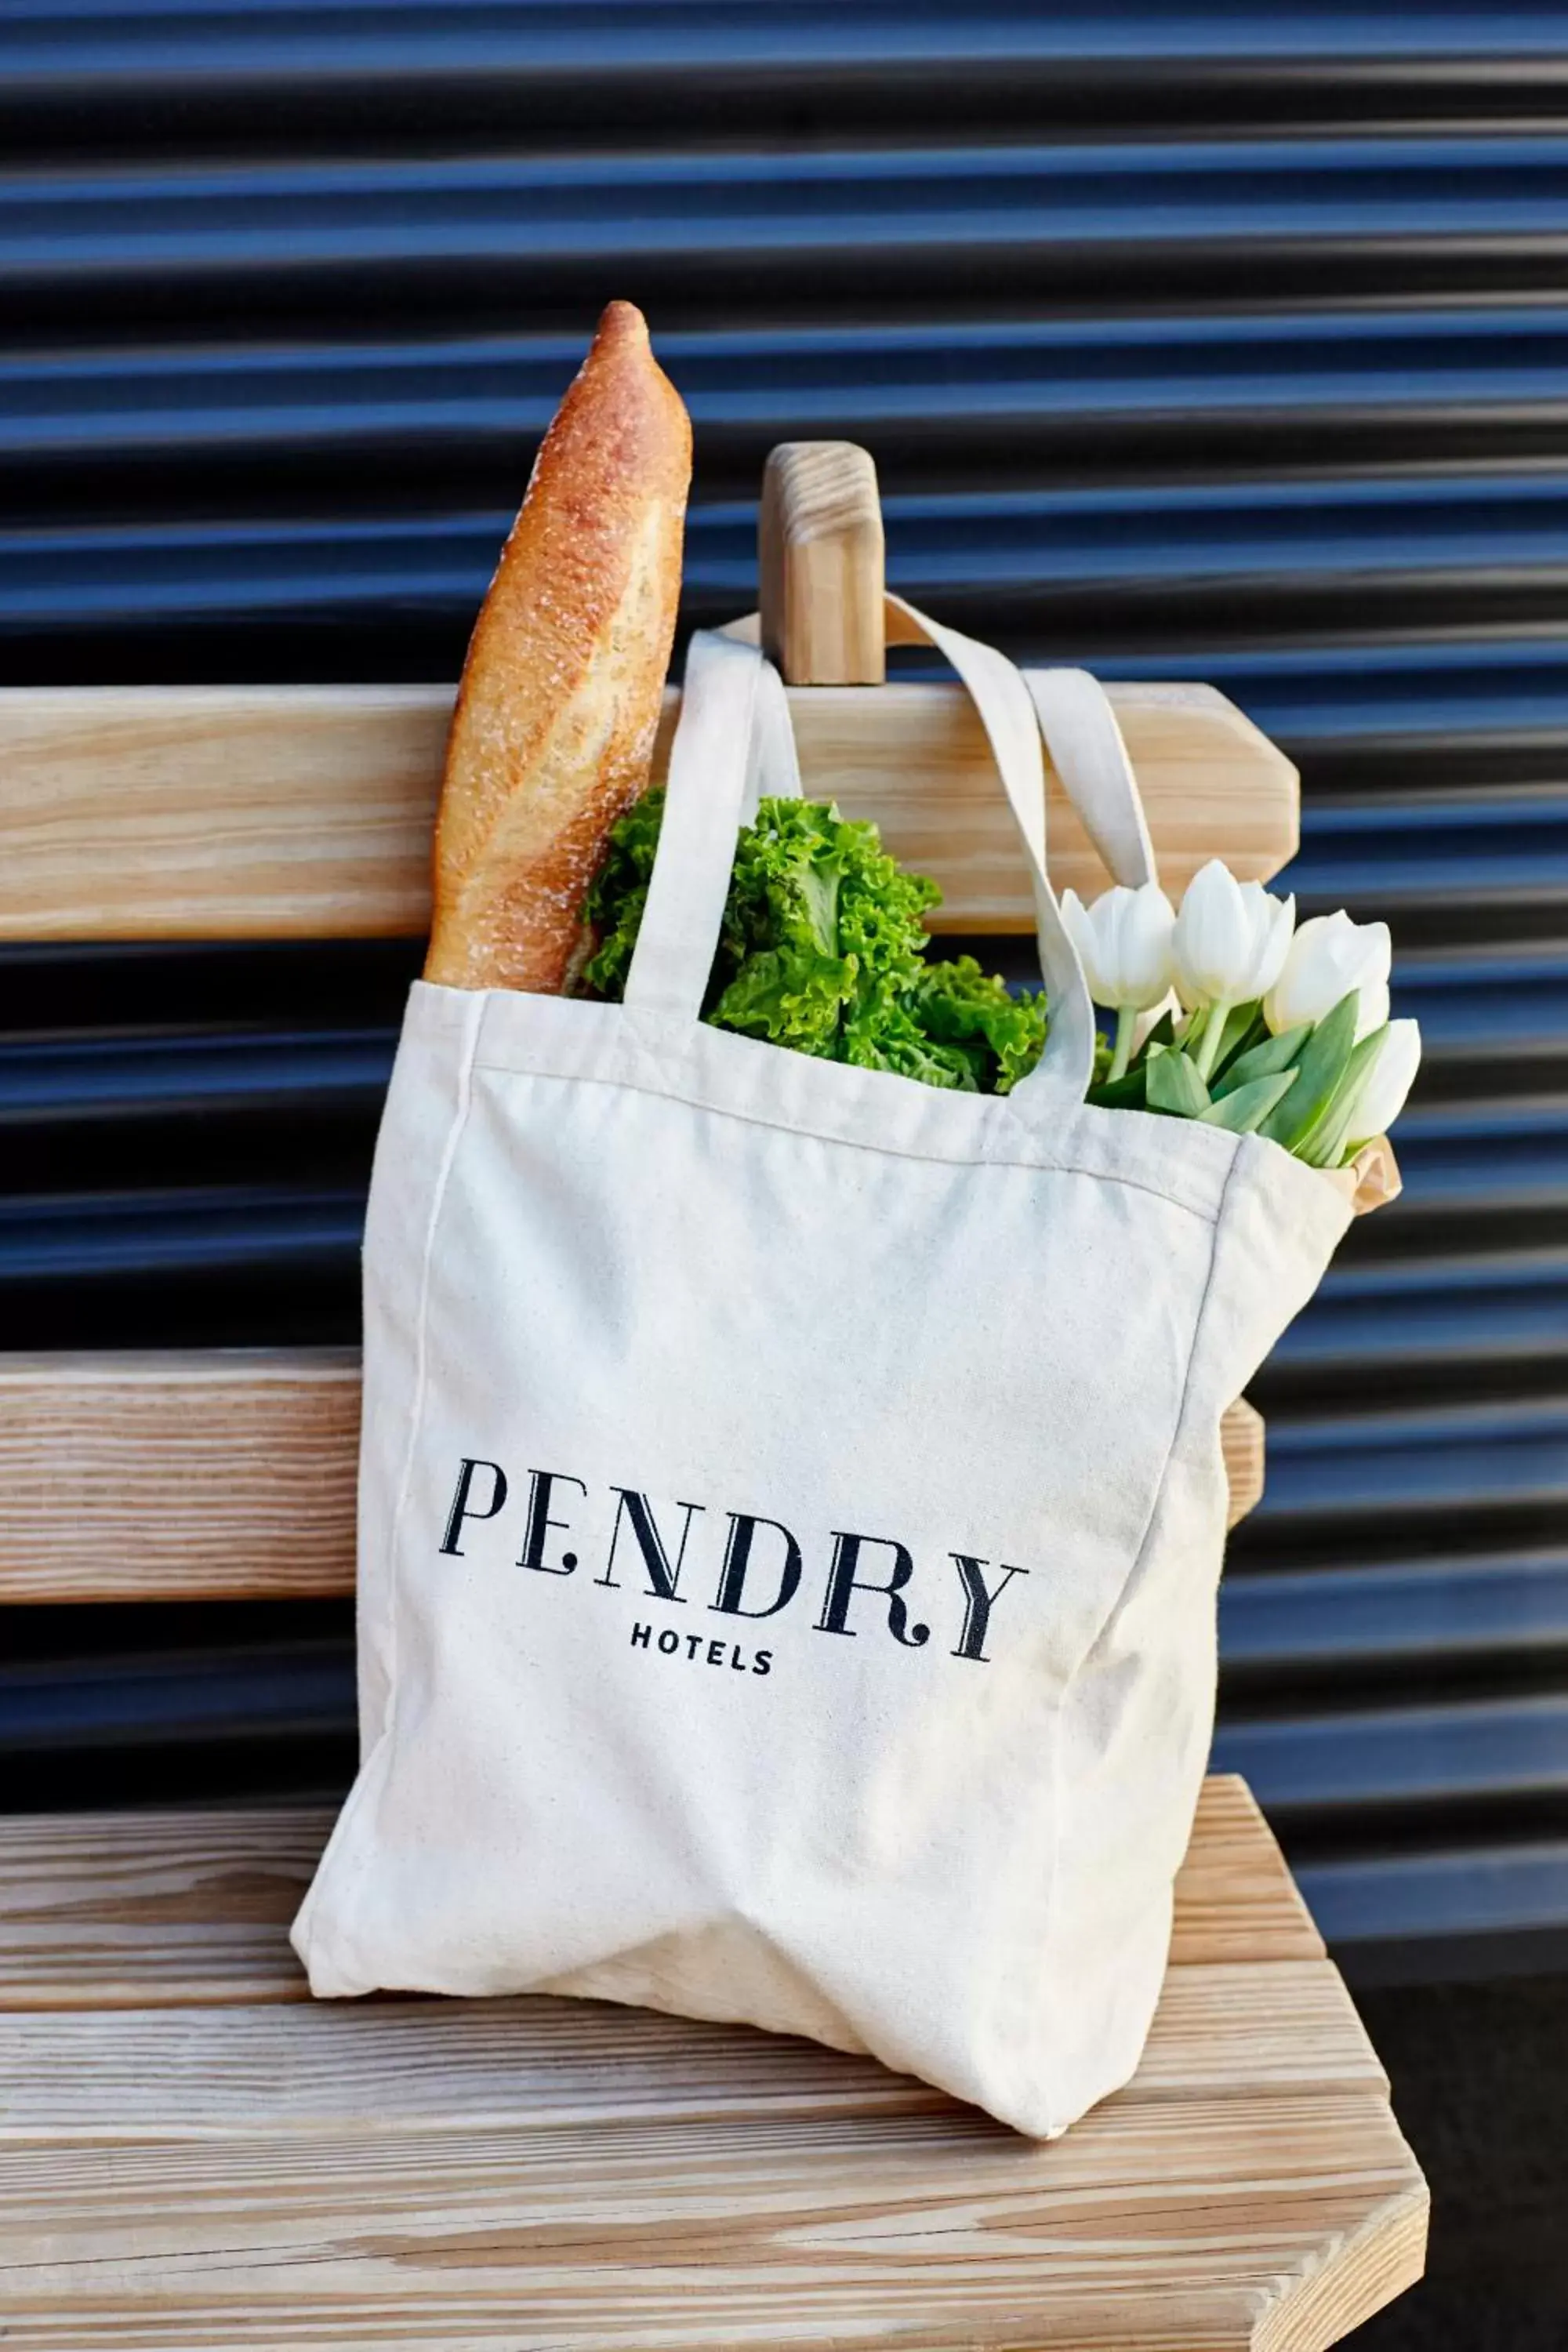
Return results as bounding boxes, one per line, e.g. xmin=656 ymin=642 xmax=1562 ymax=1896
xmin=424 ymin=301 xmax=691 ymax=991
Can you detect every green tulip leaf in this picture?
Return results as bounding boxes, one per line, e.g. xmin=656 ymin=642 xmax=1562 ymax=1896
xmin=1298 ymin=1024 xmax=1391 ymax=1168
xmin=1258 ymin=992 xmax=1360 ymax=1152
xmin=1199 ymin=1069 xmax=1298 ymax=1133
xmin=1209 ymin=1001 xmax=1265 ymax=1077
xmin=1211 ymin=1022 xmax=1312 ymax=1100
xmin=1145 ymin=1050 xmax=1212 ymax=1120
xmin=1088 ymin=1062 xmax=1149 ymax=1110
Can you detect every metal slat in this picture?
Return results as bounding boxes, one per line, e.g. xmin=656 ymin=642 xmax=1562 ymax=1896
xmin=0 ymin=1645 xmax=355 ymax=1755
xmin=1296 ymin=1843 xmax=1568 ymax=1978
xmin=1268 ymin=1257 xmax=1568 ymax=1383
xmin=0 ymin=1189 xmax=365 ymax=1283
xmin=1221 ymin=1552 xmax=1568 ymax=1676
xmin=0 ymin=1032 xmax=394 ymax=1124
xmin=6 ymin=310 xmax=1568 ymax=481
xmin=1242 ymin=1399 xmax=1568 ymax=1530
xmin=1214 ymin=1695 xmax=1568 ymax=1817
xmin=9 ymin=2 xmax=1568 ymax=78
xmin=7 ymin=477 xmax=1568 ymax=648
xmin=2 ymin=139 xmax=1568 ymax=339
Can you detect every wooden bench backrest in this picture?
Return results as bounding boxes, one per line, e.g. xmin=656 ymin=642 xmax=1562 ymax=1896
xmin=0 ymin=442 xmax=1287 ymax=1606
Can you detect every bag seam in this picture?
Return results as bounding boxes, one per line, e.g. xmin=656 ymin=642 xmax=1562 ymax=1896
xmin=1075 ymin=1131 xmax=1238 ymax=1680
xmin=468 ymin=1057 xmax=1227 ymax=1227
xmin=290 ymin=994 xmax=484 ymax=1982
xmin=1030 ymin=1131 xmax=1240 ymax=2132
xmin=380 ymin=992 xmax=485 ymax=1755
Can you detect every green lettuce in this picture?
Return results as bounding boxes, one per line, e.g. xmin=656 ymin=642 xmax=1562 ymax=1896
xmin=581 ymin=790 xmax=1045 ymax=1095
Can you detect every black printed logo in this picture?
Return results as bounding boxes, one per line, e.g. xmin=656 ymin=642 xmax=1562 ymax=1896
xmin=439 ymin=1457 xmax=1029 ymax=1666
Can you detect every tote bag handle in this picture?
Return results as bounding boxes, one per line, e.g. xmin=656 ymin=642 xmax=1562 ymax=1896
xmin=623 ymin=599 xmax=1156 ymax=1114
xmin=619 ymin=631 xmax=800 ymax=1028
xmin=1021 ymin=671 xmax=1157 ymax=894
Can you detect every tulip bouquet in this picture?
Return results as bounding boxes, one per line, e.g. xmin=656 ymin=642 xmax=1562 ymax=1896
xmin=1062 ymin=863 xmax=1420 ymax=1168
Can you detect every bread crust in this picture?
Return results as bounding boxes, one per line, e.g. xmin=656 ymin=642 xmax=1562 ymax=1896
xmin=424 ymin=301 xmax=691 ymax=991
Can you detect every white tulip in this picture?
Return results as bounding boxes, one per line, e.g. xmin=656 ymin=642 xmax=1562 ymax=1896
xmin=1061 ymin=883 xmax=1175 ymax=1012
xmin=1062 ymin=881 xmax=1178 ymax=1082
xmin=1342 ymin=1018 xmax=1421 ymax=1148
xmin=1172 ymin=861 xmax=1296 ymax=1076
xmin=1173 ymin=862 xmax=1296 ymax=1007
xmin=1265 ymin=910 xmax=1392 ymax=1042
xmin=1352 ymin=976 xmax=1392 ymax=1037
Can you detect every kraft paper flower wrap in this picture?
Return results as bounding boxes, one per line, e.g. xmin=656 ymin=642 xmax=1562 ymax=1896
xmin=292 ymin=605 xmax=1409 ymax=2140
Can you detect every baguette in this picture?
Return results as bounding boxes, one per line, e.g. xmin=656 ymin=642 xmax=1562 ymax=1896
xmin=424 ymin=301 xmax=691 ymax=992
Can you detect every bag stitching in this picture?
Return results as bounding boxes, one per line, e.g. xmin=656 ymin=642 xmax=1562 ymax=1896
xmin=1070 ymin=1134 xmax=1238 ymax=1676
xmin=468 ymin=1056 xmax=1228 ymax=1226
xmin=1028 ymin=1133 xmax=1239 ymax=2131
xmin=380 ymin=993 xmax=485 ymax=1749
xmin=292 ymin=994 xmax=485 ymax=1986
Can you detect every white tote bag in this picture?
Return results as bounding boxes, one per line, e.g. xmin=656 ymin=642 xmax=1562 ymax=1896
xmin=292 ymin=600 xmax=1350 ymax=2139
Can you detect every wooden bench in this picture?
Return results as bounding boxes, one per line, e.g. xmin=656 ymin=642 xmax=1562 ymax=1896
xmin=0 ymin=441 xmax=1426 ymax=2348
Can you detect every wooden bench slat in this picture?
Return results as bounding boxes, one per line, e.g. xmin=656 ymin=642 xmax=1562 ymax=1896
xmin=0 ymin=1348 xmax=361 ymax=1605
xmin=0 ymin=682 xmax=1296 ymax=942
xmin=0 ymin=1962 xmax=1383 ymax=2137
xmin=0 ymin=2096 xmax=1425 ymax=2352
xmin=0 ymin=1353 xmax=1265 ymax=1606
xmin=0 ymin=1780 xmax=1321 ymax=2013
xmin=1167 ymin=1777 xmax=1324 ymax=1967
xmin=1223 ymin=1396 xmax=1266 ymax=1529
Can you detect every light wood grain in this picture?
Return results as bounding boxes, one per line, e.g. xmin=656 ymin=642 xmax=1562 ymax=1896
xmin=0 ymin=1348 xmax=360 ymax=1603
xmin=0 ymin=1961 xmax=1382 ymax=2136
xmin=0 ymin=1804 xmax=322 ymax=2011
xmin=0 ymin=1778 xmax=1423 ymax=2346
xmin=759 ymin=441 xmax=887 ymax=684
xmin=1258 ymin=2195 xmax=1431 ymax=2352
xmin=1224 ymin=1394 xmax=1266 ymax=1528
xmin=1169 ymin=1776 xmax=1325 ymax=1966
xmin=0 ymin=2097 xmax=1425 ymax=2350
xmin=0 ymin=1353 xmax=1265 ymax=1605
xmin=0 ymin=681 xmax=1297 ymax=939
xmin=0 ymin=1780 xmax=1317 ymax=2013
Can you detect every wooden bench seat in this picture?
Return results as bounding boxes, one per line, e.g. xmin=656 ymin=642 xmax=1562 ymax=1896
xmin=0 ymin=1779 xmax=1425 ymax=2350
xmin=0 ymin=441 xmax=1425 ymax=2345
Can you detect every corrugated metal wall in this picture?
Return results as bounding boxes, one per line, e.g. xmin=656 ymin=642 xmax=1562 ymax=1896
xmin=4 ymin=0 xmax=1568 ymax=1983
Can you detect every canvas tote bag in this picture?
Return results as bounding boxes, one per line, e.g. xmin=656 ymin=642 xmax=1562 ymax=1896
xmin=292 ymin=598 xmax=1350 ymax=2139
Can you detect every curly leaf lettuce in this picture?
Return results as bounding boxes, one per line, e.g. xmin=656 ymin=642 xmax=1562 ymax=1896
xmin=582 ymin=791 xmax=1045 ymax=1096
